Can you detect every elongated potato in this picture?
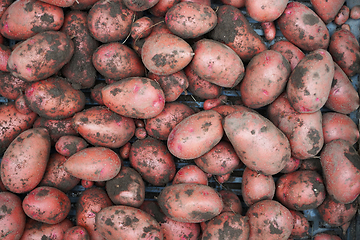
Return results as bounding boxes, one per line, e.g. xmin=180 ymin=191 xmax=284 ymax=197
xmin=270 ymin=40 xmax=305 ymax=70
xmin=55 ymin=135 xmax=88 ymax=157
xmin=310 ymin=0 xmax=346 ymax=24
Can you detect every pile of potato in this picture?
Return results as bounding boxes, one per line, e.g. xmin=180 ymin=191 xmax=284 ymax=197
xmin=0 ymin=0 xmax=360 ymax=239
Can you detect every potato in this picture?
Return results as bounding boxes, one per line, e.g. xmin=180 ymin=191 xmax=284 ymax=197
xmin=105 ymin=166 xmax=145 ymax=207
xmin=0 ymin=0 xmax=64 ymax=40
xmin=119 ymin=142 xmax=131 ymax=159
xmin=218 ymin=190 xmax=242 ymax=214
xmin=280 ymin=156 xmax=301 ymax=173
xmin=1 ymin=127 xmax=51 ymax=194
xmin=39 ymin=153 xmax=80 ymax=192
xmin=167 ymin=110 xmax=223 ymax=160
xmin=123 ymin=0 xmax=159 ymax=11
xmin=289 ymin=210 xmax=310 ymax=239
xmin=223 ymin=107 xmax=291 ymax=175
xmin=102 ymin=77 xmax=165 ymax=119
xmin=20 ymin=218 xmax=73 ymax=240
xmin=149 ymin=0 xmax=180 ymax=17
xmin=261 ymin=21 xmax=276 ymax=41
xmin=158 ymin=183 xmax=223 ymax=223
xmin=239 ymin=50 xmax=291 ymax=108
xmin=328 ymin=28 xmax=360 ymax=77
xmin=203 ymin=95 xmax=227 ymax=110
xmin=310 ymin=0 xmax=346 ymax=24
xmin=201 ymin=212 xmax=249 ymax=239
xmin=325 ymin=63 xmax=360 ymax=114
xmin=0 ymin=44 xmax=10 ymax=72
xmin=350 ymin=5 xmax=360 ymax=19
xmin=209 ymin=5 xmax=267 ymax=62
xmin=87 ymin=0 xmax=135 ymax=43
xmin=64 ymin=226 xmax=90 ymax=240
xmin=130 ymin=16 xmax=153 ymax=40
xmin=0 ymin=0 xmax=12 ymax=20
xmin=211 ymin=104 xmax=249 ymax=118
xmin=141 ymin=33 xmax=194 ymax=75
xmin=286 ymin=49 xmax=334 ymax=113
xmin=314 ymin=232 xmax=342 ymax=240
xmin=246 ymin=200 xmax=293 ymax=240
xmin=90 ymin=82 xmax=106 ymax=105
xmin=130 ymin=137 xmax=176 ymax=186
xmin=14 ymin=94 xmax=33 ymax=115
xmin=270 ymin=40 xmax=305 ymax=71
xmin=72 ymin=106 xmax=135 ymax=149
xmin=71 ymin=0 xmax=98 ymax=10
xmin=55 ymin=135 xmax=89 ymax=157
xmin=277 ymin=2 xmax=330 ymax=51
xmin=0 ymin=102 xmax=37 ymax=154
xmin=317 ymin=195 xmax=357 ymax=227
xmin=64 ymin=147 xmax=121 ymax=182
xmin=334 ymin=5 xmax=350 ymax=26
xmin=22 ymin=186 xmax=71 ymax=224
xmin=40 ymin=0 xmax=76 ymax=7
xmin=241 ymin=167 xmax=275 ymax=207
xmin=219 ymin=0 xmax=244 ymax=8
xmin=92 ymin=42 xmax=145 ymax=81
xmin=300 ymin=158 xmax=322 ymax=172
xmin=320 ymin=139 xmax=360 ymax=204
xmin=25 ymin=77 xmax=86 ymax=120
xmin=0 ymin=72 xmax=29 ymax=100
xmin=172 ymin=164 xmax=208 ymax=185
xmin=0 ymin=192 xmax=26 ymax=240
xmin=76 ymin=187 xmax=112 ymax=240
xmin=245 ymin=0 xmax=288 ymax=22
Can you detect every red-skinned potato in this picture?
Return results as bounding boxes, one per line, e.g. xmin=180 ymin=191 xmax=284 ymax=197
xmin=119 ymin=142 xmax=131 ymax=159
xmin=241 ymin=167 xmax=275 ymax=207
xmin=172 ymin=164 xmax=208 ymax=185
xmin=261 ymin=21 xmax=276 ymax=41
xmin=1 ymin=127 xmax=51 ymax=194
xmin=158 ymin=183 xmax=223 ymax=223
xmin=310 ymin=0 xmax=346 ymax=24
xmin=320 ymin=139 xmax=360 ymax=204
xmin=277 ymin=2 xmax=330 ymax=51
xmin=150 ymin=0 xmax=180 ymax=17
xmin=270 ymin=40 xmax=305 ymax=70
xmin=7 ymin=31 xmax=74 ymax=82
xmin=0 ymin=102 xmax=37 ymax=154
xmin=180 ymin=0 xmax=210 ymax=6
xmin=300 ymin=158 xmax=322 ymax=172
xmin=96 ymin=205 xmax=163 ymax=240
xmin=105 ymin=166 xmax=145 ymax=207
xmin=350 ymin=5 xmax=360 ymax=19
xmin=0 ymin=0 xmax=64 ymax=41
xmin=289 ymin=210 xmax=310 ymax=239
xmin=123 ymin=0 xmax=159 ymax=11
xmin=40 ymin=0 xmax=76 ymax=7
xmin=0 ymin=192 xmax=26 ymax=240
xmin=90 ymin=82 xmax=106 ymax=105
xmin=215 ymin=173 xmax=231 ymax=184
xmin=39 ymin=153 xmax=80 ymax=192
xmin=334 ymin=5 xmax=350 ymax=26
xmin=87 ymin=0 xmax=134 ymax=43
xmin=71 ymin=0 xmax=98 ymax=9
xmin=102 ymin=77 xmax=165 ymax=119
xmin=25 ymin=77 xmax=86 ymax=120
xmin=130 ymin=137 xmax=176 ymax=186
xmin=218 ymin=190 xmax=242 ymax=214
xmin=167 ymin=110 xmax=223 ymax=160
xmin=239 ymin=49 xmax=291 ymax=108
xmin=209 ymin=5 xmax=267 ymax=62
xmin=314 ymin=232 xmax=342 ymax=240
xmin=322 ymin=112 xmax=359 ymax=145
xmin=223 ymin=107 xmax=291 ymax=175
xmin=20 ymin=218 xmax=73 ymax=240
xmin=76 ymin=187 xmax=113 ymax=240
xmin=64 ymin=226 xmax=90 ymax=240
xmin=201 ymin=212 xmax=250 ymax=239
xmin=141 ymin=33 xmax=194 ymax=75
xmin=92 ymin=42 xmax=145 ymax=81
xmin=275 ymin=170 xmax=326 ymax=210
xmin=246 ymin=200 xmax=293 ymax=240
xmin=0 ymin=72 xmax=29 ymax=100
xmin=72 ymin=106 xmax=135 ymax=149
xmin=64 ymin=147 xmax=121 ymax=182
xmin=55 ymin=135 xmax=89 ymax=157
xmin=81 ymin=179 xmax=94 ymax=189
xmin=130 ymin=16 xmax=153 ymax=40
xmin=219 ymin=0 xmax=244 ymax=8
xmin=280 ymin=157 xmax=301 ymax=173
xmin=0 ymin=44 xmax=10 ymax=72
xmin=211 ymin=104 xmax=248 ymax=118
xmin=245 ymin=0 xmax=288 ymax=22
xmin=15 ymin=94 xmax=33 ymax=115
xmin=203 ymin=95 xmax=227 ymax=110
xmin=22 ymin=186 xmax=71 ymax=224
xmin=0 ymin=0 xmax=12 ymax=20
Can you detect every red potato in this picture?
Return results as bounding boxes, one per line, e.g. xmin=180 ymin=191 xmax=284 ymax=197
xmin=130 ymin=137 xmax=176 ymax=186
xmin=261 ymin=21 xmax=276 ymax=41
xmin=245 ymin=0 xmax=288 ymax=22
xmin=92 ymin=42 xmax=145 ymax=81
xmin=71 ymin=0 xmax=98 ymax=10
xmin=286 ymin=49 xmax=334 ymax=113
xmin=314 ymin=232 xmax=342 ymax=240
xmin=40 ymin=0 xmax=76 ymax=7
xmin=219 ymin=0 xmax=245 ymax=8
xmin=24 ymin=77 xmax=86 ymax=120
xmin=72 ymin=106 xmax=135 ymax=149
xmin=20 ymin=218 xmax=73 ymax=240
xmin=246 ymin=200 xmax=293 ymax=240
xmin=215 ymin=173 xmax=231 ymax=183
xmin=119 ymin=142 xmax=131 ymax=159
xmin=300 ymin=158 xmax=322 ymax=172
xmin=0 ymin=0 xmax=12 ymax=20
xmin=55 ymin=135 xmax=89 ymax=157
xmin=280 ymin=157 xmax=301 ymax=173
xmin=123 ymin=0 xmax=159 ymax=11
xmin=105 ymin=166 xmax=145 ymax=207
xmin=81 ymin=180 xmax=94 ymax=188
xmin=158 ymin=183 xmax=223 ymax=223
xmin=270 ymin=40 xmax=305 ymax=71
xmin=203 ymin=95 xmax=227 ymax=110
xmin=0 ymin=0 xmax=64 ymax=41
xmin=210 ymin=5 xmax=267 ymax=62
xmin=130 ymin=16 xmax=153 ymax=40
xmin=150 ymin=0 xmax=180 ymax=17
xmin=0 ymin=192 xmax=26 ymax=240
xmin=141 ymin=33 xmax=194 ymax=75
xmin=15 ymin=94 xmax=33 ymax=115
xmin=167 ymin=110 xmax=223 ymax=160
xmin=0 ymin=72 xmax=28 ymax=100
xmin=7 ymin=31 xmax=74 ymax=82
xmin=341 ymin=23 xmax=351 ymax=30
xmin=1 ymin=127 xmax=51 ymax=194
xmin=277 ymin=2 xmax=330 ymax=52
xmin=102 ymin=77 xmax=165 ymax=119
xmin=223 ymin=108 xmax=291 ymax=175
xmin=180 ymin=0 xmax=210 ymax=6
xmin=320 ymin=139 xmax=360 ymax=204
xmin=39 ymin=153 xmax=80 ymax=192
xmin=90 ymin=82 xmax=106 ymax=105
xmin=135 ymin=127 xmax=147 ymax=139
xmin=334 ymin=5 xmax=350 ymax=26
xmin=350 ymin=5 xmax=360 ymax=19
xmin=310 ymin=0 xmax=346 ymax=24
xmin=211 ymin=104 xmax=249 ymax=118
xmin=64 ymin=147 xmax=121 ymax=182
xmin=239 ymin=50 xmax=291 ymax=109
xmin=241 ymin=167 xmax=275 ymax=206
xmin=328 ymin=28 xmax=360 ymax=77
xmin=0 ymin=44 xmax=10 ymax=71
xmin=172 ymin=164 xmax=208 ymax=185
xmin=218 ymin=190 xmax=242 ymax=214
xmin=22 ymin=186 xmax=71 ymax=224
xmin=87 ymin=0 xmax=135 ymax=43
xmin=96 ymin=205 xmax=163 ymax=240
xmin=289 ymin=210 xmax=310 ymax=239
xmin=64 ymin=226 xmax=91 ymax=240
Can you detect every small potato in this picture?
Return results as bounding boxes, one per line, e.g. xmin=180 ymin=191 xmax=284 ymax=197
xmin=0 ymin=44 xmax=10 ymax=72
xmin=245 ymin=0 xmax=288 ymax=22
xmin=90 ymin=82 xmax=106 ymax=105
xmin=261 ymin=21 xmax=276 ymax=41
xmin=20 ymin=218 xmax=73 ymax=240
xmin=15 ymin=94 xmax=33 ymax=115
xmin=64 ymin=147 xmax=121 ymax=182
xmin=218 ymin=190 xmax=242 ymax=214
xmin=219 ymin=0 xmax=245 ymax=8
xmin=310 ymin=0 xmax=346 ymax=24
xmin=22 ymin=186 xmax=71 ymax=224
xmin=40 ymin=0 xmax=76 ymax=7
xmin=280 ymin=156 xmax=301 ymax=173
xmin=119 ymin=142 xmax=131 ymax=159
xmin=289 ymin=210 xmax=310 ymax=239
xmin=131 ymin=16 xmax=154 ymax=40
xmin=71 ymin=0 xmax=98 ymax=9
xmin=172 ymin=164 xmax=208 ymax=185
xmin=158 ymin=183 xmax=223 ymax=223
xmin=64 ymin=226 xmax=90 ymax=240
xmin=314 ymin=232 xmax=342 ymax=240
xmin=350 ymin=5 xmax=360 ymax=19
xmin=334 ymin=5 xmax=350 ymax=26
xmin=55 ymin=135 xmax=89 ymax=157
xmin=123 ymin=0 xmax=159 ymax=11
xmin=149 ymin=0 xmax=180 ymax=17
xmin=203 ymin=95 xmax=227 ymax=110
xmin=270 ymin=40 xmax=305 ymax=70
xmin=0 ymin=72 xmax=29 ymax=100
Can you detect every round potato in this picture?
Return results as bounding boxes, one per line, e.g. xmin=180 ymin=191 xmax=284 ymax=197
xmin=270 ymin=40 xmax=305 ymax=70
xmin=245 ymin=0 xmax=288 ymax=22
xmin=172 ymin=164 xmax=208 ymax=185
xmin=20 ymin=218 xmax=73 ymax=240
xmin=55 ymin=135 xmax=89 ymax=157
xmin=289 ymin=210 xmax=310 ymax=239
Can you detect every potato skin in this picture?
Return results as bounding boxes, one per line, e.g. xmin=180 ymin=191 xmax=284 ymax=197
xmin=0 ymin=192 xmax=26 ymax=240
xmin=55 ymin=135 xmax=89 ymax=157
xmin=167 ymin=110 xmax=223 ymax=160
xmin=277 ymin=2 xmax=330 ymax=51
xmin=289 ymin=210 xmax=310 ymax=239
xmin=218 ymin=190 xmax=242 ymax=214
xmin=7 ymin=31 xmax=74 ymax=82
xmin=0 ymin=72 xmax=29 ymax=100
xmin=64 ymin=226 xmax=90 ymax=240
xmin=158 ymin=183 xmax=223 ymax=223
xmin=1 ymin=127 xmax=51 ymax=194
xmin=310 ymin=0 xmax=346 ymax=24
xmin=245 ymin=0 xmax=288 ymax=22
xmin=96 ymin=205 xmax=163 ymax=240
xmin=270 ymin=40 xmax=305 ymax=71
xmin=20 ymin=218 xmax=73 ymax=240
xmin=172 ymin=164 xmax=208 ymax=185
